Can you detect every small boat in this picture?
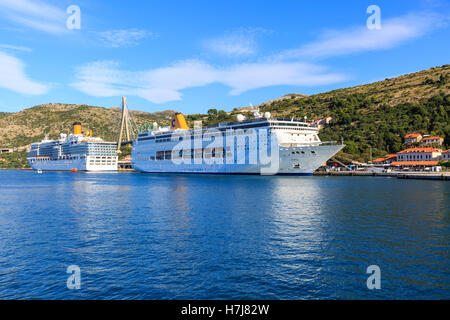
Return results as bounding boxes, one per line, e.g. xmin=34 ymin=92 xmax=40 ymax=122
xmin=37 ymin=170 xmax=43 ymax=174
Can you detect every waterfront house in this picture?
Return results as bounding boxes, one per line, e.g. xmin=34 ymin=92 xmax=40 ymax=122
xmin=372 ymin=158 xmax=385 ymax=164
xmin=390 ymin=147 xmax=442 ymax=169
xmin=382 ymin=154 xmax=397 ymax=164
xmin=118 ymin=154 xmax=132 ymax=170
xmin=442 ymin=150 xmax=450 ymax=161
xmin=420 ymin=136 xmax=444 ymax=146
xmin=372 ymin=154 xmax=397 ymax=165
xmin=396 ymin=147 xmax=442 ymax=161
xmin=404 ymin=133 xmax=422 ymax=144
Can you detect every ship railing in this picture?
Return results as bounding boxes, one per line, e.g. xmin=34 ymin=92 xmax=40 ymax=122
xmin=319 ymin=141 xmax=339 ymax=145
xmin=279 ymin=141 xmax=340 ymax=148
xmin=207 ymin=117 xmax=269 ymax=128
xmin=271 ymin=118 xmax=307 ymax=123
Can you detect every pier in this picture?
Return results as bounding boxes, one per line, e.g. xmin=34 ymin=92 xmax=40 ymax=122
xmin=313 ymin=171 xmax=449 ymax=180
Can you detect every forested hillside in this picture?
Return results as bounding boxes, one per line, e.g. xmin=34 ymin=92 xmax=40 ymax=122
xmin=1 ymin=65 xmax=448 ymax=167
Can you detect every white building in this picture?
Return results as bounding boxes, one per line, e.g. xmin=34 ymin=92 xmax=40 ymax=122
xmin=442 ymin=150 xmax=450 ymax=161
xmin=421 ymin=136 xmax=444 ymax=146
xmin=404 ymin=133 xmax=422 ymax=144
xmin=389 ymin=147 xmax=442 ymax=168
xmin=396 ymin=147 xmax=442 ymax=161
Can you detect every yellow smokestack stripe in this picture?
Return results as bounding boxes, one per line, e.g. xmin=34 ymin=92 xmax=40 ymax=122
xmin=170 ymin=113 xmax=189 ymax=130
xmin=73 ymin=122 xmax=82 ymax=135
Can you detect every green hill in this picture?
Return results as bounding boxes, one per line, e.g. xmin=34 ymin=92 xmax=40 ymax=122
xmin=256 ymin=65 xmax=450 ymax=161
xmin=188 ymin=65 xmax=450 ymax=162
xmin=0 ymin=64 xmax=449 ymax=168
xmin=0 ymin=104 xmax=175 ymax=168
xmin=0 ymin=104 xmax=174 ymax=148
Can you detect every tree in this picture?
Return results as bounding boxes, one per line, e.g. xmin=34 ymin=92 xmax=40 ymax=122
xmin=207 ymin=109 xmax=218 ymax=116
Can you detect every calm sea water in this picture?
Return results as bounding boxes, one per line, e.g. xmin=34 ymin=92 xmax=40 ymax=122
xmin=0 ymin=170 xmax=448 ymax=299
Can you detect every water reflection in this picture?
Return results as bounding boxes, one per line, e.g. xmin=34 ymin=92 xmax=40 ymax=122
xmin=0 ymin=170 xmax=448 ymax=299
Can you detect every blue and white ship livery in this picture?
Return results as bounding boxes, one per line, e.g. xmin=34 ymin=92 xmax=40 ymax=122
xmin=27 ymin=122 xmax=118 ymax=172
xmin=132 ymin=113 xmax=344 ymax=175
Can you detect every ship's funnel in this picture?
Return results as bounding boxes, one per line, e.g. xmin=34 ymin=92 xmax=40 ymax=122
xmin=73 ymin=122 xmax=82 ymax=135
xmin=170 ymin=113 xmax=189 ymax=130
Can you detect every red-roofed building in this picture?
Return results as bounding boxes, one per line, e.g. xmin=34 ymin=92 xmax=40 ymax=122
xmin=442 ymin=150 xmax=450 ymax=161
xmin=404 ymin=133 xmax=422 ymax=144
xmin=421 ymin=136 xmax=444 ymax=146
xmin=311 ymin=117 xmax=333 ymax=129
xmin=372 ymin=154 xmax=397 ymax=164
xmin=390 ymin=161 xmax=439 ymax=166
xmin=396 ymin=147 xmax=442 ymax=162
xmin=118 ymin=154 xmax=132 ymax=170
xmin=372 ymin=158 xmax=385 ymax=164
xmin=382 ymin=154 xmax=397 ymax=164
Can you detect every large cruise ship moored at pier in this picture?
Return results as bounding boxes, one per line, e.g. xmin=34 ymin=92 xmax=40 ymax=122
xmin=132 ymin=112 xmax=344 ymax=175
xmin=27 ymin=122 xmax=118 ymax=171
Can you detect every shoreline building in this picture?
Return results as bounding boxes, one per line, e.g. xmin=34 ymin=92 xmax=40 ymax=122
xmin=389 ymin=147 xmax=442 ymax=169
xmin=372 ymin=154 xmax=397 ymax=165
xmin=442 ymin=150 xmax=450 ymax=161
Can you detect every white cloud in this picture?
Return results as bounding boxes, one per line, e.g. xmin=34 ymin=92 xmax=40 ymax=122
xmin=94 ymin=29 xmax=159 ymax=48
xmin=277 ymin=12 xmax=447 ymax=59
xmin=0 ymin=51 xmax=48 ymax=95
xmin=72 ymin=59 xmax=346 ymax=103
xmin=0 ymin=0 xmax=66 ymax=34
xmin=203 ymin=28 xmax=268 ymax=57
xmin=0 ymin=44 xmax=32 ymax=52
xmin=222 ymin=62 xmax=346 ymax=95
xmin=71 ymin=10 xmax=447 ymax=105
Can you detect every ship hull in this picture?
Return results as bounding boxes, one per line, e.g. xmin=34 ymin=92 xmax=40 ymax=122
xmin=28 ymin=158 xmax=117 ymax=172
xmin=132 ymin=144 xmax=344 ymax=175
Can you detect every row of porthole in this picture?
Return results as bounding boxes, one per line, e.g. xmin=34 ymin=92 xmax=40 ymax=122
xmin=291 ymin=150 xmax=316 ymax=155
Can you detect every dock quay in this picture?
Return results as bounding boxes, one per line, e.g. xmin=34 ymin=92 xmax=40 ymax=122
xmin=313 ymin=171 xmax=449 ymax=180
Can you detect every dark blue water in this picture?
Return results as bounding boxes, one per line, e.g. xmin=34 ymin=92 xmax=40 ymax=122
xmin=0 ymin=170 xmax=448 ymax=299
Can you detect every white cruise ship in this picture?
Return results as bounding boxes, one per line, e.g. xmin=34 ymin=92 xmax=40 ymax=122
xmin=131 ymin=112 xmax=344 ymax=175
xmin=27 ymin=122 xmax=118 ymax=172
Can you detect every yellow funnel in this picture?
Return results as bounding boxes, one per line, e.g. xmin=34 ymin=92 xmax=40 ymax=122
xmin=73 ymin=122 xmax=82 ymax=135
xmin=170 ymin=113 xmax=189 ymax=130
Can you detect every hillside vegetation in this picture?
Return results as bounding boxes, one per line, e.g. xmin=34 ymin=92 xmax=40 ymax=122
xmin=0 ymin=104 xmax=174 ymax=148
xmin=261 ymin=65 xmax=450 ymax=161
xmin=0 ymin=65 xmax=449 ymax=167
xmin=189 ymin=65 xmax=450 ymax=162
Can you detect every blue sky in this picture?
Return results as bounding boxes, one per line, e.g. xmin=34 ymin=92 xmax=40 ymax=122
xmin=0 ymin=0 xmax=449 ymax=114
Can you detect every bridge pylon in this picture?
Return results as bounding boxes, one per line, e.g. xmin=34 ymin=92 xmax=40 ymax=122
xmin=117 ymin=96 xmax=137 ymax=153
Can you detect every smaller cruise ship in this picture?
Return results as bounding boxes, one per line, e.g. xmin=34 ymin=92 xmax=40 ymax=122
xmin=27 ymin=122 xmax=118 ymax=171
